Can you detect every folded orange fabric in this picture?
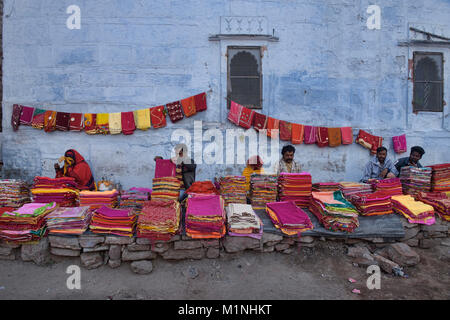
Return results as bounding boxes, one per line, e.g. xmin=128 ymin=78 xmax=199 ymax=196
xmin=291 ymin=123 xmax=304 ymax=144
xmin=181 ymin=96 xmax=196 ymax=117
xmin=328 ymin=127 xmax=342 ymax=147
xmin=267 ymin=117 xmax=280 ymax=138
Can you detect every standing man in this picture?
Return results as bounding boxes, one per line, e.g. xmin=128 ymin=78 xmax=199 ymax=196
xmin=394 ymin=146 xmax=425 ymax=176
xmin=274 ymin=145 xmax=302 ymax=175
xmin=361 ymin=146 xmax=398 ymax=183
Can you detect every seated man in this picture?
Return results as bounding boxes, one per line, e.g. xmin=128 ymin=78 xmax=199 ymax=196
xmin=361 ymin=146 xmax=398 ymax=183
xmin=54 ymin=149 xmax=95 ymax=190
xmin=394 ymin=146 xmax=425 ymax=176
xmin=273 ymin=145 xmax=302 ymax=175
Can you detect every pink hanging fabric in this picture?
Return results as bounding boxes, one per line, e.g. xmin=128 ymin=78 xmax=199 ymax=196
xmin=304 ymin=126 xmax=317 ymax=144
xmin=392 ymin=134 xmax=407 ymax=154
xmin=228 ymin=101 xmax=243 ymax=125
xmin=341 ymin=127 xmax=353 ymax=145
xmin=154 ymin=159 xmax=176 ymax=178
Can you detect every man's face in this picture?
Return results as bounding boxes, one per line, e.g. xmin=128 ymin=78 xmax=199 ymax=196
xmin=283 ymin=151 xmax=295 ymax=163
xmin=410 ymin=151 xmax=422 ymax=164
xmin=376 ymin=150 xmax=387 ymax=163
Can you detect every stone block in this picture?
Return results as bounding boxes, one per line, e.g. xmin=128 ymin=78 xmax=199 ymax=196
xmin=386 ymin=243 xmax=420 ymax=267
xmin=21 ymin=238 xmax=50 ymax=265
xmin=151 ymin=242 xmax=170 ymax=253
xmin=297 ymin=236 xmax=314 ymax=244
xmin=261 ymin=233 xmax=283 ymax=244
xmin=122 ymin=248 xmax=156 ymax=261
xmin=49 ymin=236 xmax=80 ymax=250
xmin=105 ymin=236 xmax=134 ymax=245
xmin=275 ymin=243 xmax=290 ymax=251
xmin=80 ymin=252 xmax=104 ymax=270
xmin=206 ymin=247 xmax=220 ymax=259
xmin=131 ymin=260 xmax=153 ymax=275
xmin=281 ymin=237 xmax=295 ymax=245
xmin=109 ymin=245 xmax=122 ymax=260
xmin=128 ymin=243 xmax=151 ymax=251
xmin=373 ymin=254 xmax=400 ymax=274
xmin=222 ymin=236 xmax=260 ymax=253
xmin=0 ymin=253 xmax=15 ymax=260
xmin=265 ymin=240 xmax=281 ymax=246
xmin=83 ymin=245 xmax=110 ymax=253
xmin=79 ymin=235 xmax=105 ymax=248
xmin=108 ymin=259 xmax=121 ymax=269
xmin=50 ymin=247 xmax=81 ymax=257
xmin=161 ymin=248 xmax=205 ymax=260
xmin=202 ymin=240 xmax=220 ymax=248
xmin=440 ymin=239 xmax=450 ymax=247
xmin=419 ymin=239 xmax=434 ymax=249
xmin=0 ymin=242 xmax=20 ymax=249
xmin=263 ymin=245 xmax=275 ymax=253
xmin=406 ymin=239 xmax=419 ymax=247
xmin=0 ymin=247 xmax=13 ymax=256
xmin=136 ymin=238 xmax=151 ymax=245
xmin=173 ymin=240 xmax=203 ymax=250
xmin=347 ymin=246 xmax=371 ymax=258
xmin=421 ymin=224 xmax=448 ymax=233
xmin=400 ymin=228 xmax=420 ymax=241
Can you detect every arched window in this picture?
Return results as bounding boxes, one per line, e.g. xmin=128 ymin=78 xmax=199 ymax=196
xmin=413 ymin=52 xmax=443 ymax=112
xmin=227 ymin=47 xmax=262 ymax=109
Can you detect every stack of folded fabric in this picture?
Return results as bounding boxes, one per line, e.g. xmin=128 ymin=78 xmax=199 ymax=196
xmin=371 ymin=178 xmax=403 ymax=196
xmin=89 ymin=206 xmax=136 ymax=237
xmin=0 ymin=179 xmax=31 ymax=208
xmin=185 ymin=181 xmax=219 ymax=197
xmin=339 ymin=182 xmax=372 ymax=199
xmin=400 ymin=166 xmax=432 ymax=195
xmin=278 ymin=173 xmax=312 ymax=207
xmin=218 ymin=176 xmax=247 ymax=206
xmin=310 ymin=191 xmax=359 ymax=232
xmin=79 ymin=190 xmax=119 ymax=209
xmin=429 ymin=163 xmax=450 ymax=193
xmin=312 ymin=182 xmax=340 ymax=192
xmin=266 ymin=201 xmax=313 ymax=236
xmin=185 ymin=195 xmax=226 ymax=239
xmin=0 ymin=202 xmax=57 ymax=242
xmin=46 ymin=206 xmax=92 ymax=235
xmin=249 ymin=174 xmax=278 ymax=210
xmin=348 ymin=191 xmax=393 ymax=216
xmin=226 ymin=203 xmax=263 ymax=239
xmin=31 ymin=177 xmax=79 ymax=207
xmin=391 ymin=195 xmax=435 ymax=225
xmin=416 ymin=192 xmax=450 ymax=221
xmin=151 ymin=177 xmax=181 ymax=201
xmin=137 ymin=200 xmax=180 ymax=241
xmin=119 ymin=187 xmax=152 ymax=214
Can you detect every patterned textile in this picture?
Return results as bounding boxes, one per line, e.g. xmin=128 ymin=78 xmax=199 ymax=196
xmin=150 ymin=106 xmax=166 ymax=128
xmin=340 ymin=127 xmax=353 ymax=145
xmin=55 ymin=112 xmax=71 ymax=131
xmin=166 ymin=101 xmax=184 ymax=123
xmin=109 ymin=112 xmax=122 ymax=134
xmin=356 ymin=129 xmax=383 ymax=154
xmin=266 ymin=117 xmax=280 ymax=138
xmin=252 ymin=112 xmax=267 ymax=132
xmin=291 ymin=123 xmax=304 ymax=144
xmin=392 ymin=134 xmax=407 ymax=154
xmin=304 ymin=125 xmax=317 ymax=144
xmin=279 ymin=120 xmax=292 ymax=141
xmin=193 ymin=92 xmax=207 ymax=112
xmin=11 ymin=104 xmax=23 ymax=131
xmin=133 ymin=108 xmax=151 ymax=130
xmin=121 ymin=111 xmax=136 ymax=135
xmin=181 ymin=96 xmax=196 ymax=117
xmin=316 ymin=127 xmax=329 ymax=147
xmin=328 ymin=127 xmax=342 ymax=147
xmin=84 ymin=113 xmax=97 ymax=134
xmin=31 ymin=108 xmax=46 ymax=130
xmin=19 ymin=106 xmax=35 ymax=125
xmin=266 ymin=201 xmax=313 ymax=236
xmin=44 ymin=111 xmax=57 ymax=133
xmin=239 ymin=107 xmax=255 ymax=129
xmin=96 ymin=113 xmax=109 ymax=134
xmin=228 ymin=101 xmax=243 ymax=125
xmin=69 ymin=113 xmax=84 ymax=131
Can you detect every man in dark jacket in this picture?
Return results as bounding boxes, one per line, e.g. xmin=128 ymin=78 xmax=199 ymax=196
xmin=394 ymin=146 xmax=425 ymax=176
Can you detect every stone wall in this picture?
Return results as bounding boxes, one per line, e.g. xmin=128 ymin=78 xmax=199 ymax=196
xmin=1 ymin=218 xmax=448 ymax=273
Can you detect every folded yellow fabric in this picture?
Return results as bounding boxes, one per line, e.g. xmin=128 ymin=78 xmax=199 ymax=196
xmin=133 ymin=109 xmax=151 ymax=130
xmin=109 ymin=113 xmax=122 ymax=134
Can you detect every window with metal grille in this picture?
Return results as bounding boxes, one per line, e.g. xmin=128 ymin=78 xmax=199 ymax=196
xmin=413 ymin=52 xmax=444 ymax=112
xmin=227 ymin=46 xmax=262 ymax=109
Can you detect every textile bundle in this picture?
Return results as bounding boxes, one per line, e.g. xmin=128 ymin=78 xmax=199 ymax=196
xmin=392 ymin=134 xmax=407 ymax=154
xmin=150 ymin=106 xmax=167 ymax=128
xmin=391 ymin=195 xmax=435 ymax=225
xmin=186 ymin=181 xmax=219 ymax=197
xmin=185 ymin=195 xmax=226 ymax=239
xmin=279 ymin=121 xmax=292 ymax=141
xmin=226 ymin=203 xmax=263 ymax=239
xmin=371 ymin=178 xmax=403 ymax=196
xmin=218 ymin=176 xmax=247 ymax=207
xmin=151 ymin=177 xmax=181 ymax=201
xmin=348 ymin=191 xmax=393 ymax=216
xmin=310 ymin=191 xmax=359 ymax=233
xmin=312 ymin=182 xmax=340 ymax=192
xmin=249 ymin=174 xmax=278 ymax=210
xmin=154 ymin=159 xmax=176 ymax=179
xmin=339 ymin=182 xmax=372 ymax=199
xmin=278 ymin=172 xmax=312 ymax=208
xmin=119 ymin=187 xmax=152 ymax=214
xmin=416 ymin=192 xmax=450 ymax=222
xmin=31 ymin=108 xmax=46 ymax=130
xmin=266 ymin=201 xmax=313 ymax=236
xmin=79 ymin=190 xmax=119 ymax=209
xmin=166 ymin=101 xmax=184 ymax=123
xmin=137 ymin=200 xmax=180 ymax=241
xmin=31 ymin=177 xmax=79 ymax=207
xmin=193 ymin=92 xmax=207 ymax=112
xmin=239 ymin=107 xmax=255 ymax=129
xmin=0 ymin=202 xmax=57 ymax=243
xmin=429 ymin=163 xmax=450 ymax=193
xmin=356 ymin=129 xmax=382 ymax=154
xmin=400 ymin=166 xmax=432 ymax=196
xmin=69 ymin=113 xmax=84 ymax=131
xmin=46 ymin=206 xmax=92 ymax=235
xmin=0 ymin=180 xmax=31 ymax=208
xmin=90 ymin=206 xmax=136 ymax=237
xmin=19 ymin=106 xmax=35 ymax=126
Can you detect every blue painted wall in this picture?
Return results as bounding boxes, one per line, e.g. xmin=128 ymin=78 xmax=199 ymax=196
xmin=2 ymin=0 xmax=450 ymax=189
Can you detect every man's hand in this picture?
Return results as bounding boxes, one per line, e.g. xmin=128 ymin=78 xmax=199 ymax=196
xmin=380 ymin=168 xmax=388 ymax=179
xmin=54 ymin=163 xmax=61 ymax=171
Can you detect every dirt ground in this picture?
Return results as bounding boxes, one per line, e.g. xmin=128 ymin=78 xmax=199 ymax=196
xmin=0 ymin=241 xmax=448 ymax=300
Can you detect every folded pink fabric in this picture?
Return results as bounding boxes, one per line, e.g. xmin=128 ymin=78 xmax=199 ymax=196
xmin=228 ymin=101 xmax=243 ymax=125
xmin=341 ymin=127 xmax=353 ymax=145
xmin=154 ymin=159 xmax=176 ymax=178
xmin=304 ymin=126 xmax=317 ymax=144
xmin=186 ymin=195 xmax=223 ymax=217
xmin=95 ymin=206 xmax=132 ymax=218
xmin=392 ymin=134 xmax=407 ymax=154
xmin=19 ymin=106 xmax=35 ymax=125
